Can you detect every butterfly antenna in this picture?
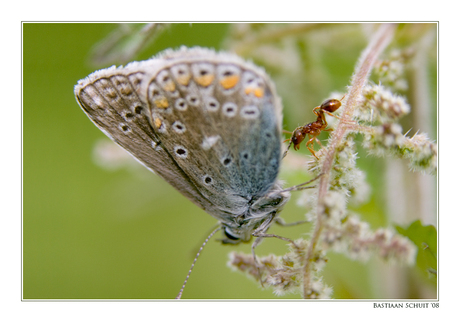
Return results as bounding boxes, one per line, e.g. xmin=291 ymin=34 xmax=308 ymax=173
xmin=175 ymin=225 xmax=222 ymax=299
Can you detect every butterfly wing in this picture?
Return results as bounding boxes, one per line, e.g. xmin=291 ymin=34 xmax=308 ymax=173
xmin=75 ymin=47 xmax=283 ymax=224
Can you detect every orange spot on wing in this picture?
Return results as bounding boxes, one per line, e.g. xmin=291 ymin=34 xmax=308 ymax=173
xmin=154 ymin=97 xmax=169 ymax=109
xmin=162 ymin=80 xmax=176 ymax=92
xmin=194 ymin=74 xmax=214 ymax=87
xmin=176 ymin=75 xmax=191 ymax=86
xmin=244 ymin=86 xmax=264 ymax=98
xmin=220 ymin=75 xmax=239 ymax=89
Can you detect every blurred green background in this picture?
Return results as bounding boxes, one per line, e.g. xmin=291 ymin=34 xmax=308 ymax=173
xmin=23 ymin=23 xmax=437 ymax=299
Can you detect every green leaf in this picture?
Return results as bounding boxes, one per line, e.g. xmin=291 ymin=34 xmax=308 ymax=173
xmin=395 ymin=220 xmax=437 ymax=282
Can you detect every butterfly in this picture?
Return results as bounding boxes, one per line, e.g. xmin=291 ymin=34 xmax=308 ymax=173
xmin=75 ymin=47 xmax=319 ymax=298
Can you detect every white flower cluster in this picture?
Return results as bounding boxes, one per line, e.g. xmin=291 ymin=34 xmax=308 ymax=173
xmin=356 ymin=84 xmax=411 ymax=123
xmin=363 ymin=123 xmax=437 ymax=174
xmin=321 ymin=214 xmax=417 ymax=264
xmin=228 ymin=239 xmax=332 ymax=298
xmin=374 ymin=48 xmax=414 ymax=92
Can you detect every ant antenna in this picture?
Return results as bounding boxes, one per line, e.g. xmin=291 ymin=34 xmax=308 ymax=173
xmin=175 ymin=225 xmax=222 ymax=299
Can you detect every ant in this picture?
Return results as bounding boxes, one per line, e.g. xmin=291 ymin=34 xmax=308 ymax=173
xmin=283 ymin=96 xmax=345 ymax=159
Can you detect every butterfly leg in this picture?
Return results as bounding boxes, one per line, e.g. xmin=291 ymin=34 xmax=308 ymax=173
xmin=274 ymin=216 xmax=307 ymax=227
xmin=252 ymin=230 xmax=297 ymax=287
xmin=251 ymin=213 xmax=298 ymax=286
xmin=282 ymin=173 xmax=323 ymax=192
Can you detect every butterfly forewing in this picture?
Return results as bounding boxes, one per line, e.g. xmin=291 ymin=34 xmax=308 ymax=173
xmin=75 ymin=68 xmax=212 ymax=212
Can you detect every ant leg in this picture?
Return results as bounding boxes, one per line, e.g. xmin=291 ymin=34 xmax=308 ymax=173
xmin=312 ymin=106 xmax=321 ymax=117
xmin=305 ymin=138 xmax=319 ymax=159
xmin=322 ymin=110 xmax=342 ymax=120
xmin=313 ymin=136 xmax=323 ymax=147
xmin=322 ymin=110 xmax=356 ymax=125
xmin=307 ymin=146 xmax=319 ymax=159
xmin=307 ymin=134 xmax=324 ymax=149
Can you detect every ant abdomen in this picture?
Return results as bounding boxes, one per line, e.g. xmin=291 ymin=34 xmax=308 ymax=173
xmin=320 ymin=98 xmax=342 ymax=113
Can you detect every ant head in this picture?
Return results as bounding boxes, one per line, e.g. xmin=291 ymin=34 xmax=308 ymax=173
xmin=291 ymin=127 xmax=307 ymax=150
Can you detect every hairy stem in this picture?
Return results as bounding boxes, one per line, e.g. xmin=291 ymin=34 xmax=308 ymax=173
xmin=302 ymin=23 xmax=397 ymax=299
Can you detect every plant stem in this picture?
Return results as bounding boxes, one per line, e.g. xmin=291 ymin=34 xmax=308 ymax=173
xmin=302 ymin=23 xmax=397 ymax=299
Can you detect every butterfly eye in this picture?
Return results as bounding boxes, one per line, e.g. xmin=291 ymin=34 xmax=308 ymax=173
xmin=223 ymin=229 xmax=240 ymax=242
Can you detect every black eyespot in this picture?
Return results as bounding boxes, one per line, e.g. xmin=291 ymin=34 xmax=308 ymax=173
xmin=174 ymin=145 xmax=188 ymax=158
xmin=204 ymin=176 xmax=212 ymax=184
xmin=240 ymin=106 xmax=260 ymax=119
xmin=172 ymin=121 xmax=186 ymax=134
xmin=120 ymin=124 xmax=130 ymax=132
xmin=134 ymin=106 xmax=143 ymax=114
xmin=187 ymin=95 xmax=199 ymax=106
xmin=222 ymin=103 xmax=238 ymax=117
xmin=175 ymin=98 xmax=187 ymax=111
xmin=125 ymin=112 xmax=134 ymax=119
xmin=205 ymin=98 xmax=219 ymax=112
xmin=223 ymin=157 xmax=232 ymax=166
